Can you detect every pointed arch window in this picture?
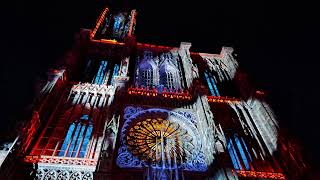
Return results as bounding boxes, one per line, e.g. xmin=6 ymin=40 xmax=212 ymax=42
xmin=227 ymin=133 xmax=253 ymax=170
xmin=166 ymin=72 xmax=174 ymax=89
xmin=113 ymin=15 xmax=123 ymax=32
xmin=204 ymin=70 xmax=220 ymax=96
xmin=94 ymin=61 xmax=108 ymax=85
xmin=58 ymin=115 xmax=93 ymax=158
xmin=227 ymin=138 xmax=242 ymax=170
xmin=110 ymin=64 xmax=120 ymax=85
xmin=141 ymin=69 xmax=153 ymax=87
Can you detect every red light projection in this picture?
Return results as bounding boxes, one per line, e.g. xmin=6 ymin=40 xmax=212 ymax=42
xmin=90 ymin=7 xmax=109 ymax=39
xmin=207 ymin=95 xmax=240 ymax=103
xmin=235 ymin=170 xmax=286 ymax=179
xmin=20 ymin=111 xmax=40 ymax=154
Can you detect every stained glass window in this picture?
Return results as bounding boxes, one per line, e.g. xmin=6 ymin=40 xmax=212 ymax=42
xmin=235 ymin=135 xmax=250 ymax=170
xmin=58 ymin=115 xmax=93 ymax=158
xmin=141 ymin=69 xmax=153 ymax=87
xmin=94 ymin=61 xmax=108 ymax=85
xmin=204 ymin=70 xmax=220 ymax=96
xmin=227 ymin=134 xmax=253 ymax=171
xmin=126 ymin=118 xmax=193 ymax=165
xmin=204 ymin=71 xmax=216 ymax=96
xmin=79 ymin=124 xmax=93 ymax=158
xmin=59 ymin=123 xmax=75 ymax=156
xmin=167 ymin=72 xmax=174 ymax=89
xmin=110 ymin=64 xmax=119 ymax=85
xmin=227 ymin=138 xmax=242 ymax=170
xmin=113 ymin=16 xmax=122 ymax=31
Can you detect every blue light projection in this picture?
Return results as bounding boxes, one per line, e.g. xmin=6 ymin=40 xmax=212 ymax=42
xmin=59 ymin=115 xmax=93 ymax=158
xmin=113 ymin=16 xmax=122 ymax=31
xmin=110 ymin=64 xmax=119 ymax=85
xmin=117 ymin=106 xmax=207 ymax=172
xmin=227 ymin=134 xmax=253 ymax=171
xmin=66 ymin=124 xmax=81 ymax=157
xmin=204 ymin=71 xmax=216 ymax=96
xmin=71 ymin=125 xmax=86 ymax=157
xmin=235 ymin=135 xmax=250 ymax=170
xmin=59 ymin=123 xmax=75 ymax=156
xmin=94 ymin=61 xmax=108 ymax=85
xmin=227 ymin=139 xmax=242 ymax=170
xmin=241 ymin=137 xmax=253 ymax=162
xmin=204 ymin=71 xmax=220 ymax=96
xmin=79 ymin=124 xmax=93 ymax=158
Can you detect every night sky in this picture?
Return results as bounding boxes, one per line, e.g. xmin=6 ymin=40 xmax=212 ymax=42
xmin=2 ymin=0 xmax=320 ymax=175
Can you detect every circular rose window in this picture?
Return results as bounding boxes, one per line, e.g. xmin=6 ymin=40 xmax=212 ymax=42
xmin=126 ymin=117 xmax=195 ymax=165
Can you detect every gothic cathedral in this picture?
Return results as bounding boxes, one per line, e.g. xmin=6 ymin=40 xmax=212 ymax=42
xmin=0 ymin=6 xmax=307 ymax=180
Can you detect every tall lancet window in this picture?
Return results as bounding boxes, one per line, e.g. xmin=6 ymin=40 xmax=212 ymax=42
xmin=141 ymin=69 xmax=153 ymax=87
xmin=166 ymin=72 xmax=174 ymax=89
xmin=159 ymin=59 xmax=180 ymax=90
xmin=110 ymin=64 xmax=120 ymax=85
xmin=94 ymin=61 xmax=108 ymax=85
xmin=113 ymin=15 xmax=124 ymax=33
xmin=227 ymin=137 xmax=242 ymax=170
xmin=204 ymin=70 xmax=220 ymax=96
xmin=227 ymin=133 xmax=253 ymax=170
xmin=136 ymin=51 xmax=158 ymax=87
xmin=59 ymin=114 xmax=93 ymax=158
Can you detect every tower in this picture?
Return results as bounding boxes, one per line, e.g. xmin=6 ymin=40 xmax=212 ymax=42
xmin=0 ymin=6 xmax=307 ymax=180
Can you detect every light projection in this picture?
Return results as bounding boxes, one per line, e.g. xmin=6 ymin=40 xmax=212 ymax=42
xmin=110 ymin=64 xmax=119 ymax=85
xmin=126 ymin=118 xmax=192 ymax=165
xmin=204 ymin=70 xmax=220 ymax=96
xmin=13 ymin=4 xmax=307 ymax=179
xmin=117 ymin=106 xmax=207 ymax=172
xmin=227 ymin=139 xmax=242 ymax=170
xmin=59 ymin=115 xmax=93 ymax=158
xmin=135 ymin=51 xmax=182 ymax=90
xmin=141 ymin=69 xmax=153 ymax=87
xmin=234 ymin=135 xmax=251 ymax=170
xmin=94 ymin=60 xmax=108 ymax=85
xmin=90 ymin=8 xmax=137 ymax=41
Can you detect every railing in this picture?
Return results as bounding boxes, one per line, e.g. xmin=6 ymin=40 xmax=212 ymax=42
xmin=127 ymin=87 xmax=192 ymax=100
xmin=24 ymin=155 xmax=97 ymax=166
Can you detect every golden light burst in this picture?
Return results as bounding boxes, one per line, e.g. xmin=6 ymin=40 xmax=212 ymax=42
xmin=126 ymin=118 xmax=194 ymax=164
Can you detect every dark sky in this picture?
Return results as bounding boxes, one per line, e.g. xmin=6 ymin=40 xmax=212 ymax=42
xmin=2 ymin=0 xmax=320 ymax=173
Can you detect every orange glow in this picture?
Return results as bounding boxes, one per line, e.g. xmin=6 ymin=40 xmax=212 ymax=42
xmin=235 ymin=170 xmax=286 ymax=179
xmin=127 ymin=87 xmax=192 ymax=100
xmin=127 ymin=87 xmax=158 ymax=97
xmin=207 ymin=96 xmax=240 ymax=103
xmin=162 ymin=89 xmax=192 ymax=100
xmin=90 ymin=7 xmax=109 ymax=39
xmin=91 ymin=39 xmax=125 ymax=45
xmin=127 ymin=10 xmax=137 ymax=37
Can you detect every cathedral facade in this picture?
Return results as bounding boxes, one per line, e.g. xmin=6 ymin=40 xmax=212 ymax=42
xmin=0 ymin=7 xmax=307 ymax=180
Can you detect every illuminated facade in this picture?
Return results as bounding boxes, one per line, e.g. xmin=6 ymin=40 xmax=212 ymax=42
xmin=0 ymin=6 xmax=308 ymax=180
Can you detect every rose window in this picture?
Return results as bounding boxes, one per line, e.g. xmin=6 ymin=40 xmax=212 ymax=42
xmin=126 ymin=118 xmax=195 ymax=166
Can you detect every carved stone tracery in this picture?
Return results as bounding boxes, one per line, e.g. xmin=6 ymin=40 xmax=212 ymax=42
xmin=35 ymin=168 xmax=93 ymax=180
xmin=116 ymin=106 xmax=207 ymax=171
